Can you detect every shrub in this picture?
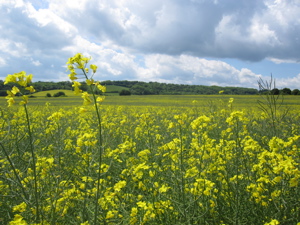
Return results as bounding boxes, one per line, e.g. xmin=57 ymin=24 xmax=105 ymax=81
xmin=46 ymin=93 xmax=52 ymax=97
xmin=119 ymin=89 xmax=131 ymax=96
xmin=53 ymin=91 xmax=66 ymax=97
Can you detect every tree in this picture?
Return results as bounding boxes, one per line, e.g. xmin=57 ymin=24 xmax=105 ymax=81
xmin=0 ymin=90 xmax=7 ymax=96
xmin=46 ymin=93 xmax=52 ymax=97
xmin=281 ymin=88 xmax=292 ymax=95
xmin=291 ymin=89 xmax=300 ymax=95
xmin=119 ymin=89 xmax=131 ymax=96
xmin=271 ymin=88 xmax=280 ymax=95
xmin=53 ymin=91 xmax=66 ymax=97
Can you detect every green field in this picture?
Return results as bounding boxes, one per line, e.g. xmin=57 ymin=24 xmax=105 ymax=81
xmin=1 ymin=92 xmax=299 ymax=109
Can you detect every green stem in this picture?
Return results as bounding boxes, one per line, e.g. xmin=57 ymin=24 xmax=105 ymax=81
xmin=24 ymin=104 xmax=40 ymax=223
xmin=179 ymin=124 xmax=186 ymax=221
xmin=0 ymin=143 xmax=29 ymax=201
xmin=81 ymin=69 xmax=104 ymax=224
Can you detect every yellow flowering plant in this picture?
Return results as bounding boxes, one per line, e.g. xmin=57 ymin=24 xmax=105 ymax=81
xmin=66 ymin=53 xmax=106 ymax=224
xmin=1 ymin=68 xmax=300 ymax=224
xmin=2 ymin=71 xmax=41 ymax=223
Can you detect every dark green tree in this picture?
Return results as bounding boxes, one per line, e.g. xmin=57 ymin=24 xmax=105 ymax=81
xmin=53 ymin=91 xmax=66 ymax=97
xmin=281 ymin=88 xmax=292 ymax=95
xmin=271 ymin=88 xmax=280 ymax=95
xmin=119 ymin=89 xmax=131 ymax=96
xmin=291 ymin=89 xmax=300 ymax=95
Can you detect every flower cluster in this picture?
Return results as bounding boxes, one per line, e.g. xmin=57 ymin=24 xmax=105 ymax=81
xmin=4 ymin=71 xmax=35 ymax=106
xmin=66 ymin=53 xmax=106 ymax=106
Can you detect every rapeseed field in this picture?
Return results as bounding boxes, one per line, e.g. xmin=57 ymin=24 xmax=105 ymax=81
xmin=1 ymin=54 xmax=299 ymax=225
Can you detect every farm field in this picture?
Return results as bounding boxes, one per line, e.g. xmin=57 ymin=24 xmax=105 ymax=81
xmin=1 ymin=92 xmax=300 ymax=224
xmin=1 ymin=93 xmax=300 ymax=108
xmin=1 ymin=55 xmax=300 ymax=224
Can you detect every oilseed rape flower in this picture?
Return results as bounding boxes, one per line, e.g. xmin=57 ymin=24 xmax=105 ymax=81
xmin=66 ymin=53 xmax=106 ymax=106
xmin=8 ymin=214 xmax=28 ymax=225
xmin=12 ymin=202 xmax=27 ymax=212
xmin=90 ymin=64 xmax=97 ymax=73
xmin=4 ymin=71 xmax=35 ymax=106
xmin=264 ymin=219 xmax=280 ymax=225
xmin=4 ymin=71 xmax=33 ymax=86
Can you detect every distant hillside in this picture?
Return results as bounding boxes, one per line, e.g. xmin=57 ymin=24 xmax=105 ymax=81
xmin=0 ymin=79 xmax=276 ymax=95
xmin=101 ymin=80 xmax=259 ymax=95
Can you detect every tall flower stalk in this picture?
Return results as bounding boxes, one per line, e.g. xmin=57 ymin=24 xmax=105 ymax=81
xmin=3 ymin=72 xmax=40 ymax=222
xmin=66 ymin=53 xmax=106 ymax=224
xmin=257 ymin=75 xmax=289 ymax=136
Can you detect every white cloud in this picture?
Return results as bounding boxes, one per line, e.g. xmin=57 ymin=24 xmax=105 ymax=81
xmin=0 ymin=0 xmax=300 ymax=89
xmin=267 ymin=58 xmax=300 ymax=64
xmin=0 ymin=57 xmax=6 ymax=66
xmin=275 ymin=74 xmax=300 ymax=89
xmin=31 ymin=58 xmax=41 ymax=66
xmin=134 ymin=54 xmax=262 ymax=87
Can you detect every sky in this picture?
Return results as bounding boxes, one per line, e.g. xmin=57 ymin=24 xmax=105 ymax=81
xmin=1 ymin=0 xmax=300 ymax=89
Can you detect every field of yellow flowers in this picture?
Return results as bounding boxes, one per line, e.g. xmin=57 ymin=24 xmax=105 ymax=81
xmin=1 ymin=54 xmax=300 ymax=225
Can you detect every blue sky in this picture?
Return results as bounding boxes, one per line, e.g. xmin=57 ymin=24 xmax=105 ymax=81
xmin=1 ymin=0 xmax=300 ymax=89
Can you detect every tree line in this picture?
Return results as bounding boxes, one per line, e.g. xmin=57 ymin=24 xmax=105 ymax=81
xmin=0 ymin=80 xmax=299 ymax=96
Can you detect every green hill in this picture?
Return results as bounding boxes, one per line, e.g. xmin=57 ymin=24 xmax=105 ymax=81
xmin=32 ymin=85 xmax=130 ymax=97
xmin=33 ymin=89 xmax=77 ymax=97
xmin=106 ymin=85 xmax=130 ymax=93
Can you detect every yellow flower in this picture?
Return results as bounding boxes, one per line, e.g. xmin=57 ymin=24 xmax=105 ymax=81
xmin=9 ymin=214 xmax=27 ymax=225
xmin=25 ymin=86 xmax=35 ymax=93
xmin=20 ymin=95 xmax=29 ymax=105
xmin=72 ymin=81 xmax=82 ymax=95
xmin=13 ymin=202 xmax=27 ymax=212
xmin=96 ymin=96 xmax=105 ymax=103
xmin=6 ymin=97 xmax=15 ymax=107
xmin=97 ymin=84 xmax=106 ymax=93
xmin=4 ymin=74 xmax=17 ymax=84
xmin=130 ymin=207 xmax=138 ymax=217
xmin=86 ymin=79 xmax=94 ymax=85
xmin=159 ymin=184 xmax=170 ymax=193
xmin=79 ymin=107 xmax=87 ymax=113
xmin=114 ymin=180 xmax=126 ymax=192
xmin=264 ymin=219 xmax=280 ymax=225
xmin=90 ymin=64 xmax=98 ymax=73
xmin=137 ymin=201 xmax=147 ymax=209
xmin=219 ymin=90 xmax=224 ymax=94
xmin=68 ymin=72 xmax=78 ymax=81
xmin=82 ymin=92 xmax=92 ymax=105
xmin=11 ymin=86 xmax=20 ymax=95
xmin=106 ymin=210 xmax=116 ymax=219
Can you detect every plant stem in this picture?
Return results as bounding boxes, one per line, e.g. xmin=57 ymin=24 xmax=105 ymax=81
xmin=0 ymin=143 xmax=29 ymax=201
xmin=24 ymin=104 xmax=40 ymax=222
xmin=81 ymin=69 xmax=104 ymax=225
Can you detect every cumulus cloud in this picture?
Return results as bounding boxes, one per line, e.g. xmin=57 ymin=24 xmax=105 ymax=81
xmin=0 ymin=0 xmax=300 ymax=89
xmin=47 ymin=0 xmax=300 ymax=61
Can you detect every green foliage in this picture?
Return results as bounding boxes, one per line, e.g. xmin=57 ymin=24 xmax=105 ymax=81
xmin=0 ymin=90 xmax=7 ymax=96
xmin=95 ymin=80 xmax=260 ymax=95
xmin=257 ymin=76 xmax=290 ymax=136
xmin=53 ymin=91 xmax=66 ymax=97
xmin=46 ymin=93 xmax=52 ymax=97
xmin=271 ymin=88 xmax=280 ymax=95
xmin=119 ymin=89 xmax=131 ymax=95
xmin=292 ymin=89 xmax=300 ymax=95
xmin=281 ymin=87 xmax=292 ymax=95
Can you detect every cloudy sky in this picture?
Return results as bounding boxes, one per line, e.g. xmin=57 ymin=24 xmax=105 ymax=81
xmin=1 ymin=0 xmax=300 ymax=89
